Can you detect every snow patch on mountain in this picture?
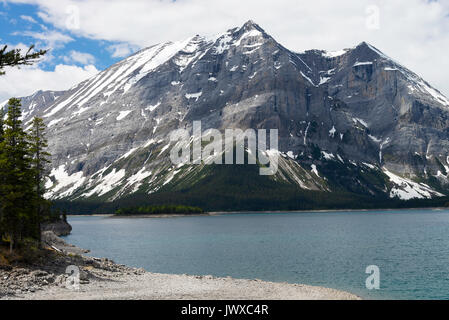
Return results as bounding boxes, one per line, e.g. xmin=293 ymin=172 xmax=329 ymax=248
xmin=353 ymin=118 xmax=369 ymax=128
xmin=146 ymin=102 xmax=161 ymax=112
xmin=185 ymin=92 xmax=203 ymax=101
xmin=323 ymin=49 xmax=349 ymax=58
xmin=117 ymin=110 xmax=132 ymax=121
xmin=233 ymin=29 xmax=263 ymax=47
xmin=329 ymin=126 xmax=336 ymax=138
xmin=384 ymin=168 xmax=443 ymax=200
xmin=124 ymin=168 xmax=152 ymax=193
xmin=0 ymin=99 xmax=9 ymax=110
xmin=47 ymin=118 xmax=64 ymax=127
xmin=353 ymin=61 xmax=373 ymax=67
xmin=45 ymin=165 xmax=86 ymax=199
xmin=322 ymin=151 xmax=335 ymax=160
xmin=174 ymin=36 xmax=207 ymax=72
xmin=310 ymin=164 xmax=320 ymax=177
xmin=83 ymin=168 xmax=126 ymax=197
xmin=300 ymin=71 xmax=316 ymax=87
xmin=214 ymin=33 xmax=233 ymax=54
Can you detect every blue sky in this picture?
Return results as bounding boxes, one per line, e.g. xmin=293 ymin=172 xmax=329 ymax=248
xmin=0 ymin=0 xmax=448 ymax=102
xmin=0 ymin=2 xmax=123 ymax=71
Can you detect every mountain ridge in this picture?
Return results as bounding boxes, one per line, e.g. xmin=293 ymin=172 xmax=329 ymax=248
xmin=3 ymin=20 xmax=449 ymax=209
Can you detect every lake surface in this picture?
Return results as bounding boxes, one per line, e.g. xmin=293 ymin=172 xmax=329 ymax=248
xmin=65 ymin=209 xmax=449 ymax=300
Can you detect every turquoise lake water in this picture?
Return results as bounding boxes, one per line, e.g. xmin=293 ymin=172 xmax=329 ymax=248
xmin=65 ymin=209 xmax=449 ymax=300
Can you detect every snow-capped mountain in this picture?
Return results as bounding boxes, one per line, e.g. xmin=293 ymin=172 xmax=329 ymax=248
xmin=5 ymin=20 xmax=449 ymax=208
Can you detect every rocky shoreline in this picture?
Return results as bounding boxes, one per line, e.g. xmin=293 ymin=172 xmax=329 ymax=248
xmin=1 ymin=232 xmax=360 ymax=300
xmin=0 ymin=231 xmax=144 ymax=298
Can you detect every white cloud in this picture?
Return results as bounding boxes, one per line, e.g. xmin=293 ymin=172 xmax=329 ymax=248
xmin=6 ymin=0 xmax=449 ymax=96
xmin=0 ymin=64 xmax=98 ymax=102
xmin=16 ymin=29 xmax=73 ymax=48
xmin=63 ymin=50 xmax=96 ymax=65
xmin=2 ymin=42 xmax=30 ymax=52
xmin=107 ymin=43 xmax=138 ymax=58
xmin=20 ymin=15 xmax=37 ymax=23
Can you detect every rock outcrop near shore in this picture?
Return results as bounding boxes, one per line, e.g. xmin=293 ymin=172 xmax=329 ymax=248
xmin=41 ymin=220 xmax=72 ymax=236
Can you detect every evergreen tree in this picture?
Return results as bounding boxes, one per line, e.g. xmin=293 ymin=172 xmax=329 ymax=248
xmin=0 ymin=108 xmax=5 ymax=239
xmin=0 ymin=45 xmax=47 ymax=75
xmin=0 ymin=43 xmax=48 ymax=254
xmin=28 ymin=117 xmax=51 ymax=245
xmin=0 ymin=98 xmax=35 ymax=252
xmin=0 ymin=108 xmax=4 ymax=139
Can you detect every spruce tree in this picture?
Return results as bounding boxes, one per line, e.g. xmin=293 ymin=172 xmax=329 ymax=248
xmin=0 ymin=45 xmax=47 ymax=75
xmin=28 ymin=117 xmax=51 ymax=245
xmin=0 ymin=108 xmax=4 ymax=139
xmin=0 ymin=43 xmax=47 ymax=253
xmin=0 ymin=108 xmax=5 ymax=239
xmin=0 ymin=98 xmax=35 ymax=252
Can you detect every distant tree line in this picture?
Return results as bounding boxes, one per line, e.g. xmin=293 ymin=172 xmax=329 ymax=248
xmin=115 ymin=205 xmax=205 ymax=216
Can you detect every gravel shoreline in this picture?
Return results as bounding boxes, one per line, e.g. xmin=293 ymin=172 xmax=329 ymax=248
xmin=1 ymin=232 xmax=360 ymax=300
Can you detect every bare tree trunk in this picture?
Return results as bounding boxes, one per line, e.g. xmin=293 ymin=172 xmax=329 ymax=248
xmin=37 ymin=206 xmax=42 ymax=248
xmin=9 ymin=238 xmax=13 ymax=254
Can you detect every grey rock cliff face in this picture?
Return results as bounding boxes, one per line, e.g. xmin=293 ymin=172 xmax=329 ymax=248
xmin=5 ymin=21 xmax=449 ymax=202
xmin=41 ymin=221 xmax=72 ymax=236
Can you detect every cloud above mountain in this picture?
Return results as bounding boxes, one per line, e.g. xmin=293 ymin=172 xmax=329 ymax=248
xmin=2 ymin=0 xmax=449 ymax=99
xmin=0 ymin=64 xmax=98 ymax=103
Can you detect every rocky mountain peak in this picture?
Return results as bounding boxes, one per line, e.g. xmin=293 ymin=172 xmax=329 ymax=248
xmin=351 ymin=41 xmax=386 ymax=60
xmin=241 ymin=19 xmax=264 ymax=32
xmin=5 ymin=21 xmax=449 ymax=206
xmin=224 ymin=20 xmax=270 ymax=45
